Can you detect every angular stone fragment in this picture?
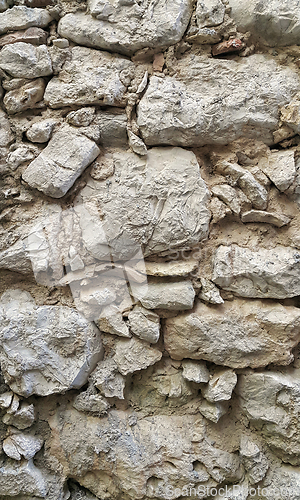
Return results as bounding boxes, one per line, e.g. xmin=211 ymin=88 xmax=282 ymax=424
xmin=240 ymin=436 xmax=269 ymax=484
xmin=281 ymin=97 xmax=300 ymax=134
xmin=44 ymin=46 xmax=134 ymax=108
xmin=211 ymin=38 xmax=243 ymax=56
xmin=135 ymin=259 xmax=198 ymax=277
xmin=258 ymin=150 xmax=296 ymax=191
xmin=241 ymin=210 xmax=291 ymax=227
xmin=76 ymin=147 xmax=210 ymax=260
xmin=0 ymin=107 xmax=13 ymax=145
xmin=211 ymin=184 xmax=241 ymax=214
xmin=0 ymin=461 xmax=48 ymax=497
xmin=202 ymin=369 xmax=237 ymax=402
xmin=137 ymin=54 xmax=300 ymax=146
xmin=0 ymin=6 xmax=52 ymax=34
xmin=73 ymin=390 xmax=109 ymax=415
xmin=98 ymin=305 xmax=131 ymax=338
xmin=0 ymin=42 xmax=52 ymax=78
xmin=0 ymin=27 xmax=47 ymax=47
xmin=164 ymin=299 xmax=300 ymax=368
xmin=198 ymin=278 xmax=224 ymax=304
xmin=6 ymin=145 xmax=36 ymax=170
xmin=3 ymin=401 xmax=35 ymax=429
xmin=91 ymin=359 xmax=126 ymax=399
xmin=136 ymin=281 xmax=195 ymax=310
xmin=182 ymin=360 xmax=210 ymax=383
xmin=199 ymin=400 xmax=228 ymax=423
xmin=114 ymin=337 xmax=162 ymax=375
xmin=128 ymin=130 xmax=147 ymax=156
xmin=58 ymin=0 xmax=193 ymax=56
xmin=3 ymin=431 xmax=43 ymax=460
xmin=228 ymin=0 xmax=300 ymax=46
xmin=128 ymin=305 xmax=160 ymax=343
xmin=0 ymin=391 xmax=13 ymax=409
xmin=3 ymin=77 xmax=45 ymax=114
xmin=212 ymin=244 xmax=300 ymax=299
xmin=196 ymin=0 xmax=225 ymax=28
xmin=0 ymin=289 xmax=103 ymax=397
xmin=22 ymin=125 xmax=100 ymax=198
xmin=26 ymin=118 xmax=56 ymax=143
xmin=67 ymin=107 xmax=96 ymax=127
xmin=96 ymin=110 xmax=128 ymax=146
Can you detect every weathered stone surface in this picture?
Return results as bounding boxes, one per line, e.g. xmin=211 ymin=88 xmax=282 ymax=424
xmin=67 ymin=107 xmax=96 ymax=128
xmin=0 ymin=289 xmax=103 ymax=397
xmin=98 ymin=305 xmax=131 ymax=338
xmin=2 ymin=401 xmax=35 ymax=429
xmin=128 ymin=130 xmax=148 ymax=156
xmin=196 ymin=0 xmax=225 ymax=28
xmin=0 ymin=391 xmax=13 ymax=409
xmin=212 ymin=244 xmax=300 ymax=299
xmin=164 ymin=299 xmax=300 ymax=368
xmin=211 ymin=184 xmax=242 ymax=215
xmin=76 ymin=148 xmax=210 ymax=261
xmin=202 ymin=369 xmax=237 ymax=402
xmin=0 ymin=27 xmax=47 ymax=47
xmin=6 ymin=145 xmax=36 ymax=170
xmin=0 ymin=42 xmax=52 ymax=78
xmin=239 ymin=436 xmax=269 ymax=484
xmin=91 ymin=358 xmax=126 ymax=399
xmin=44 ymin=46 xmax=134 ymax=108
xmin=0 ymin=108 xmax=13 ymax=145
xmin=198 ymin=278 xmax=224 ymax=304
xmin=73 ymin=389 xmax=109 ymax=415
xmin=3 ymin=431 xmax=43 ymax=460
xmin=281 ymin=96 xmax=300 ymax=134
xmin=199 ymin=400 xmax=228 ymax=423
xmin=26 ymin=118 xmax=56 ymax=143
xmin=136 ymin=281 xmax=195 ymax=311
xmin=137 ymin=54 xmax=300 ymax=146
xmin=128 ymin=305 xmax=160 ymax=343
xmin=228 ymin=0 xmax=300 ymax=46
xmin=0 ymin=6 xmax=52 ymax=35
xmin=135 ymin=259 xmax=198 ymax=277
xmin=182 ymin=360 xmax=210 ymax=383
xmin=23 ymin=125 xmax=100 ymax=198
xmin=0 ymin=461 xmax=48 ymax=497
xmin=258 ymin=150 xmax=296 ymax=191
xmin=58 ymin=0 xmax=193 ymax=56
xmin=241 ymin=210 xmax=291 ymax=227
xmin=211 ymin=38 xmax=243 ymax=56
xmin=114 ymin=337 xmax=162 ymax=375
xmin=3 ymin=77 xmax=45 ymax=114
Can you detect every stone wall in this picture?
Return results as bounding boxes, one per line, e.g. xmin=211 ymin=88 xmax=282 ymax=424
xmin=1 ymin=0 xmax=300 ymax=498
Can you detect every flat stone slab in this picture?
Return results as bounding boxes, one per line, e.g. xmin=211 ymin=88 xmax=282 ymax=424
xmin=0 ymin=5 xmax=52 ymax=34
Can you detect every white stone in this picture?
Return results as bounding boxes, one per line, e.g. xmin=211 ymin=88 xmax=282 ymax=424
xmin=164 ymin=298 xmax=300 ymax=368
xmin=0 ymin=461 xmax=48 ymax=497
xmin=67 ymin=107 xmax=96 ymax=127
xmin=199 ymin=400 xmax=228 ymax=423
xmin=3 ymin=432 xmax=43 ymax=460
xmin=53 ymin=38 xmax=69 ymax=48
xmin=135 ymin=259 xmax=198 ymax=277
xmin=228 ymin=0 xmax=300 ymax=46
xmin=198 ymin=278 xmax=224 ymax=304
xmin=92 ymin=359 xmax=126 ymax=399
xmin=58 ymin=0 xmax=193 ymax=55
xmin=137 ymin=54 xmax=300 ymax=146
xmin=0 ymin=391 xmax=13 ymax=409
xmin=0 ymin=6 xmax=52 ymax=34
xmin=211 ymin=184 xmax=242 ymax=215
xmin=0 ymin=289 xmax=103 ymax=397
xmin=114 ymin=337 xmax=162 ymax=375
xmin=26 ymin=118 xmax=56 ymax=143
xmin=182 ymin=360 xmax=210 ymax=383
xmin=136 ymin=281 xmax=195 ymax=310
xmin=0 ymin=43 xmax=52 ymax=78
xmin=44 ymin=46 xmax=134 ymax=108
xmin=128 ymin=305 xmax=160 ymax=343
xmin=80 ymin=286 xmax=116 ymax=307
xmin=98 ymin=304 xmax=131 ymax=338
xmin=239 ymin=436 xmax=269 ymax=484
xmin=128 ymin=130 xmax=147 ymax=156
xmin=0 ymin=108 xmax=13 ymax=146
xmin=23 ymin=125 xmax=100 ymax=198
xmin=258 ymin=150 xmax=296 ymax=192
xmin=3 ymin=401 xmax=35 ymax=430
xmin=196 ymin=0 xmax=225 ymax=28
xmin=241 ymin=210 xmax=291 ymax=227
xmin=212 ymin=244 xmax=300 ymax=299
xmin=3 ymin=78 xmax=46 ymax=114
xmin=6 ymin=145 xmax=35 ymax=170
xmin=202 ymin=369 xmax=237 ymax=402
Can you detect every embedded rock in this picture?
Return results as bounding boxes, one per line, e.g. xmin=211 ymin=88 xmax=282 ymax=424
xmin=128 ymin=305 xmax=160 ymax=343
xmin=22 ymin=125 xmax=100 ymax=198
xmin=73 ymin=390 xmax=110 ymax=415
xmin=0 ymin=289 xmax=103 ymax=397
xmin=0 ymin=108 xmax=13 ymax=146
xmin=0 ymin=27 xmax=47 ymax=47
xmin=196 ymin=0 xmax=225 ymax=28
xmin=241 ymin=210 xmax=291 ymax=227
xmin=202 ymin=369 xmax=237 ymax=402
xmin=0 ymin=391 xmax=13 ymax=409
xmin=98 ymin=305 xmax=131 ymax=338
xmin=164 ymin=299 xmax=300 ymax=368
xmin=0 ymin=6 xmax=52 ymax=34
xmin=0 ymin=461 xmax=48 ymax=497
xmin=136 ymin=281 xmax=195 ymax=311
xmin=0 ymin=42 xmax=52 ymax=78
xmin=44 ymin=46 xmax=134 ymax=108
xmin=182 ymin=360 xmax=210 ymax=384
xmin=3 ymin=431 xmax=43 ymax=460
xmin=135 ymin=259 xmax=198 ymax=277
xmin=58 ymin=0 xmax=193 ymax=56
xmin=137 ymin=54 xmax=300 ymax=146
xmin=281 ymin=96 xmax=300 ymax=134
xmin=91 ymin=359 xmax=126 ymax=399
xmin=3 ymin=78 xmax=46 ymax=114
xmin=114 ymin=337 xmax=162 ymax=375
xmin=239 ymin=436 xmax=269 ymax=484
xmin=212 ymin=245 xmax=300 ymax=299
xmin=258 ymin=150 xmax=296 ymax=192
xmin=2 ymin=401 xmax=35 ymax=430
xmin=199 ymin=400 xmax=228 ymax=423
xmin=228 ymin=0 xmax=300 ymax=46
xmin=198 ymin=278 xmax=224 ymax=304
xmin=26 ymin=118 xmax=56 ymax=143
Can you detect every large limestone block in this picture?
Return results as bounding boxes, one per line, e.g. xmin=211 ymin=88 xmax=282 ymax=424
xmin=212 ymin=245 xmax=300 ymax=299
xmin=164 ymin=299 xmax=300 ymax=368
xmin=228 ymin=0 xmax=300 ymax=46
xmin=137 ymin=54 xmax=300 ymax=146
xmin=237 ymin=369 xmax=300 ymax=464
xmin=23 ymin=125 xmax=100 ymax=198
xmin=58 ymin=0 xmax=193 ymax=56
xmin=0 ymin=5 xmax=52 ymax=34
xmin=75 ymin=147 xmax=210 ymax=260
xmin=0 ymin=42 xmax=52 ymax=78
xmin=0 ymin=289 xmax=103 ymax=397
xmin=44 ymin=46 xmax=134 ymax=108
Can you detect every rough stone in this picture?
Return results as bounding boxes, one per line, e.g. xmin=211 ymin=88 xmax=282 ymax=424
xmin=136 ymin=281 xmax=195 ymax=311
xmin=3 ymin=431 xmax=43 ymax=460
xmin=73 ymin=389 xmax=110 ymax=415
xmin=0 ymin=6 xmax=52 ymax=35
xmin=202 ymin=369 xmax=237 ymax=402
xmin=67 ymin=107 xmax=96 ymax=127
xmin=44 ymin=46 xmax=134 ymax=108
xmin=137 ymin=54 xmax=300 ymax=146
xmin=58 ymin=0 xmax=193 ymax=56
xmin=0 ymin=42 xmax=52 ymax=78
xmin=196 ymin=0 xmax=225 ymax=28
xmin=241 ymin=210 xmax=291 ymax=227
xmin=128 ymin=130 xmax=148 ymax=156
xmin=199 ymin=400 xmax=228 ymax=423
xmin=0 ymin=391 xmax=13 ymax=409
xmin=26 ymin=118 xmax=56 ymax=143
xmin=198 ymin=278 xmax=224 ymax=304
xmin=281 ymin=96 xmax=300 ymax=134
xmin=98 ymin=305 xmax=131 ymax=338
xmin=211 ymin=38 xmax=243 ymax=56
xmin=23 ymin=125 xmax=100 ymax=198
xmin=3 ymin=77 xmax=45 ymax=114
xmin=128 ymin=305 xmax=160 ymax=343
xmin=91 ymin=358 xmax=126 ymax=399
xmin=228 ymin=0 xmax=300 ymax=46
xmin=164 ymin=298 xmax=300 ymax=368
xmin=0 ymin=461 xmax=48 ymax=497
xmin=135 ymin=259 xmax=198 ymax=277
xmin=0 ymin=289 xmax=103 ymax=397
xmin=0 ymin=27 xmax=47 ymax=47
xmin=182 ymin=360 xmax=210 ymax=383
xmin=6 ymin=145 xmax=36 ymax=170
xmin=211 ymin=184 xmax=242 ymax=215
xmin=114 ymin=337 xmax=162 ymax=375
xmin=75 ymin=147 xmax=210 ymax=260
xmin=0 ymin=108 xmax=13 ymax=145
xmin=239 ymin=436 xmax=269 ymax=484
xmin=3 ymin=401 xmax=35 ymax=429
xmin=212 ymin=244 xmax=300 ymax=299
xmin=258 ymin=150 xmax=296 ymax=192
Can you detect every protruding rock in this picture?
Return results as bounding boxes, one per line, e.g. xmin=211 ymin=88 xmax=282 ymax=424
xmin=67 ymin=107 xmax=96 ymax=127
xmin=199 ymin=400 xmax=228 ymax=423
xmin=198 ymin=278 xmax=224 ymax=304
xmin=73 ymin=389 xmax=110 ymax=415
xmin=98 ymin=305 xmax=131 ymax=338
xmin=91 ymin=359 xmax=126 ymax=399
xmin=0 ymin=6 xmax=53 ymax=35
xmin=196 ymin=0 xmax=225 ymax=28
xmin=0 ymin=391 xmax=13 ymax=409
xmin=0 ymin=27 xmax=47 ymax=47
xmin=258 ymin=150 xmax=296 ymax=192
xmin=23 ymin=125 xmax=100 ymax=198
xmin=182 ymin=360 xmax=210 ymax=383
xmin=0 ymin=42 xmax=52 ymax=78
xmin=128 ymin=305 xmax=160 ymax=343
xmin=136 ymin=281 xmax=195 ymax=310
xmin=128 ymin=130 xmax=148 ymax=156
xmin=202 ymin=369 xmax=237 ymax=402
xmin=240 ymin=436 xmax=269 ymax=484
xmin=114 ymin=337 xmax=162 ymax=375
xmin=241 ymin=210 xmax=291 ymax=227
xmin=6 ymin=145 xmax=36 ymax=170
xmin=3 ymin=401 xmax=35 ymax=429
xmin=164 ymin=299 xmax=300 ymax=368
xmin=4 ymin=77 xmax=45 ymax=114
xmin=26 ymin=118 xmax=56 ymax=143
xmin=212 ymin=38 xmax=243 ymax=56
xmin=0 ymin=108 xmax=13 ymax=145
xmin=3 ymin=431 xmax=44 ymax=460
xmin=0 ymin=460 xmax=48 ymax=497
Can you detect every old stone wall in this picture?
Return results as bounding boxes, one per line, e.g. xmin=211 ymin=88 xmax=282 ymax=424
xmin=1 ymin=0 xmax=300 ymax=498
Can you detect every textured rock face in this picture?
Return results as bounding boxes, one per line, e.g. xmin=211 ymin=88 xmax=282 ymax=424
xmin=58 ymin=0 xmax=193 ymax=55
xmin=137 ymin=54 xmax=300 ymax=146
xmin=0 ymin=289 xmax=103 ymax=396
xmin=0 ymin=42 xmax=52 ymax=78
xmin=0 ymin=6 xmax=52 ymax=34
